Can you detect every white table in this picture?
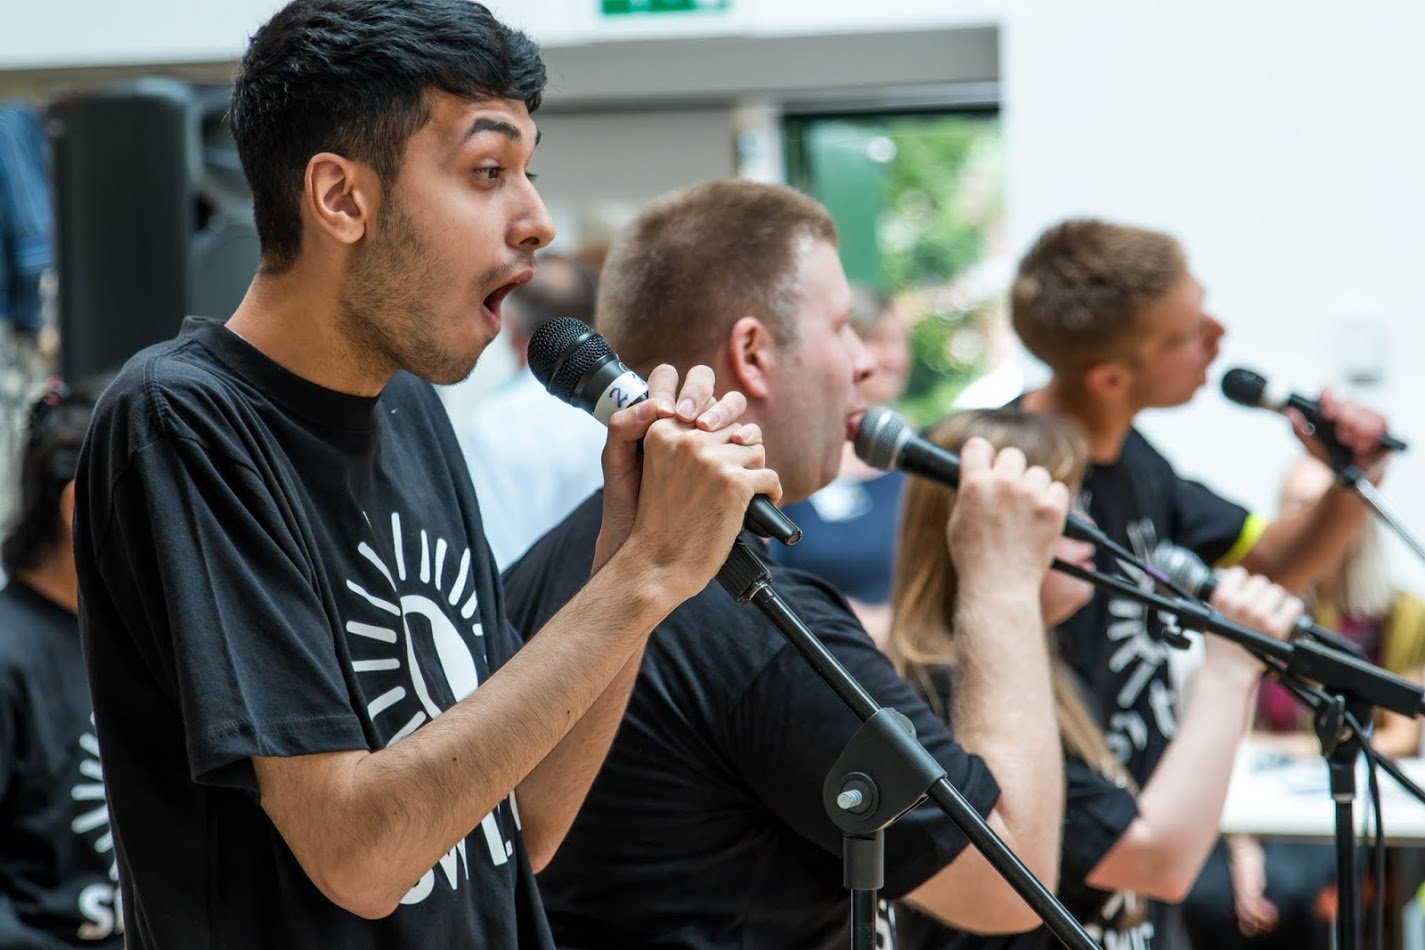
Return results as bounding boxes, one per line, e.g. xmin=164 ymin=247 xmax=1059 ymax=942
xmin=1221 ymin=747 xmax=1425 ymax=844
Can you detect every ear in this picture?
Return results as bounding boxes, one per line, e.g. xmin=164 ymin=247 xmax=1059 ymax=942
xmin=726 ymin=316 xmax=779 ymax=400
xmin=1082 ymin=360 xmax=1130 ymax=400
xmin=59 ymin=481 xmax=76 ymax=539
xmin=302 ymin=152 xmax=376 ymax=249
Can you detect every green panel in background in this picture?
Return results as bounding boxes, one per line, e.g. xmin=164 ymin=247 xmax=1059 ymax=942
xmin=803 ymin=123 xmax=888 ymax=289
xmin=601 ymin=0 xmax=729 ymax=14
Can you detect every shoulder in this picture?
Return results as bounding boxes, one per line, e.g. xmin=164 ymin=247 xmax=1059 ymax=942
xmin=1119 ymin=427 xmax=1170 ymax=469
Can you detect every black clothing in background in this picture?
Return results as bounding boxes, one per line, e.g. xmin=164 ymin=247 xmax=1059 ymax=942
xmin=0 ymin=582 xmax=122 ymax=948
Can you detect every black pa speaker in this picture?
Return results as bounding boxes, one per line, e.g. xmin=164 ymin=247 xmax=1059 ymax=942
xmin=52 ymin=78 xmax=259 ymax=380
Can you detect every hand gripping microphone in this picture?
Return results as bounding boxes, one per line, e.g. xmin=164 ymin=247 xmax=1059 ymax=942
xmin=1221 ymin=367 xmax=1407 ymax=454
xmin=1150 ymin=542 xmax=1366 ymax=658
xmin=527 ymin=316 xmax=801 ymax=546
xmin=852 ymin=406 xmax=1106 ymax=547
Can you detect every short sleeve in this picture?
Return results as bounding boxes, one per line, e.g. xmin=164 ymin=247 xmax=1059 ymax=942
xmin=716 ymin=573 xmax=1001 ymax=900
xmin=1060 ymin=757 xmax=1138 ymax=883
xmin=1169 ymin=474 xmax=1254 ymax=567
xmin=93 ymin=436 xmax=368 ymax=789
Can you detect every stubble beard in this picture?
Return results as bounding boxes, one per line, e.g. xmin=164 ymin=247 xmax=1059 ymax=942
xmin=338 ymin=195 xmax=481 ymax=386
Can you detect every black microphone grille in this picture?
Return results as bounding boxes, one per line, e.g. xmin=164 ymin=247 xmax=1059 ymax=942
xmin=528 ymin=317 xmax=608 ymax=402
xmin=1220 ymin=367 xmax=1268 ymax=408
xmin=854 ymin=406 xmax=910 ymax=470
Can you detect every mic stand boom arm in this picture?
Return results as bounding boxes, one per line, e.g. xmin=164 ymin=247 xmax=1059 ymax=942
xmin=1049 ymin=559 xmax=1425 ymax=720
xmin=716 ymin=540 xmax=1099 ymax=950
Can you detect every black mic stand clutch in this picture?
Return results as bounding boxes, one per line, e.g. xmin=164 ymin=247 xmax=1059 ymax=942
xmin=717 ymin=540 xmax=1099 ymax=950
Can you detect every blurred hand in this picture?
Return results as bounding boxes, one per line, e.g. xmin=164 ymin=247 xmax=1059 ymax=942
xmin=1205 ymin=567 xmax=1304 ymax=676
xmin=946 ymin=438 xmax=1070 ymax=595
xmin=1226 ymin=835 xmax=1279 ymax=937
xmin=1287 ymin=387 xmax=1390 ymax=480
xmin=595 ymin=363 xmax=778 ymax=599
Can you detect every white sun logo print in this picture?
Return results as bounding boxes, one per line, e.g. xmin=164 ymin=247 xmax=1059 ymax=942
xmin=343 ymin=510 xmax=520 ymax=907
xmin=71 ymin=718 xmax=123 ymax=939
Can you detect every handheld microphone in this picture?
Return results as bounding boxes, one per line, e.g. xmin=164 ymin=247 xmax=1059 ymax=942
xmin=853 ymin=406 xmax=1105 ymax=547
xmin=527 ymin=317 xmax=802 ymax=546
xmin=1150 ymin=542 xmax=1365 ymax=658
xmin=1221 ymin=367 xmax=1407 ymax=454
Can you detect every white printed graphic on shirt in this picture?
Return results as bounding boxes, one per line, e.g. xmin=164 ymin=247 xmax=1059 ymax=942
xmin=1102 ymin=517 xmax=1178 ymax=764
xmin=70 ymin=718 xmax=124 ymax=940
xmin=343 ymin=510 xmax=521 ymax=908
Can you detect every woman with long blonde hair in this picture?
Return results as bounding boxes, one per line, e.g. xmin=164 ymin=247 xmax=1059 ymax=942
xmin=888 ymin=409 xmax=1302 ymax=949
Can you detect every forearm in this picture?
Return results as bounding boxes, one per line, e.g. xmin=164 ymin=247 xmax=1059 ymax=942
xmin=257 ymin=550 xmax=675 ymax=917
xmin=949 ymin=582 xmax=1063 ymax=882
xmin=1242 ymin=487 xmax=1367 ymax=592
xmin=1089 ymin=662 xmax=1257 ymax=900
xmin=515 ymin=641 xmax=647 ymax=871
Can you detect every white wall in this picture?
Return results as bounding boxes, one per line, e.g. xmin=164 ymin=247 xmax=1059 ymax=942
xmin=0 ymin=0 xmax=999 ymax=69
xmin=1004 ymin=0 xmax=1425 ymax=588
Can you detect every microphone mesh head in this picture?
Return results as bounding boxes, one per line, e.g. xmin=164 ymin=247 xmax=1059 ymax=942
xmin=854 ymin=406 xmax=909 ymax=470
xmin=1221 ymin=367 xmax=1268 ymax=408
xmin=528 ymin=317 xmax=606 ymax=402
xmin=1150 ymin=543 xmax=1212 ymax=595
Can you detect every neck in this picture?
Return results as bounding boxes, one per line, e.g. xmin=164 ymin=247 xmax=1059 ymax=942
xmin=227 ymin=265 xmax=394 ymax=397
xmin=1022 ymin=377 xmax=1135 ymax=464
xmin=838 ymin=440 xmax=882 ymax=483
xmin=17 ymin=548 xmax=78 ymax=614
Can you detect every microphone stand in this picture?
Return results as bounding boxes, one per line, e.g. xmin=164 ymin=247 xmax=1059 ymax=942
xmin=1051 ymin=557 xmax=1425 ymax=950
xmin=1308 ymin=417 xmax=1425 ymax=566
xmin=716 ymin=540 xmax=1099 ymax=950
xmin=1333 ymin=462 xmax=1425 ymax=566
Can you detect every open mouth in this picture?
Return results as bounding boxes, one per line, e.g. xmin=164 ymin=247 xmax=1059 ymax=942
xmin=482 ymin=269 xmax=534 ymax=321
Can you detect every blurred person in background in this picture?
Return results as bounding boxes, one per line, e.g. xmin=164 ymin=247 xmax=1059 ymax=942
xmin=505 ymin=180 xmax=1072 ymax=947
xmin=890 ymin=408 xmax=1302 ymax=950
xmin=1012 ymin=218 xmax=1390 ymax=791
xmin=771 ymin=283 xmax=910 ymax=645
xmin=459 ymin=252 xmax=605 ymax=569
xmin=0 ymin=380 xmax=122 ymax=948
xmin=1181 ymin=454 xmax=1425 ymax=950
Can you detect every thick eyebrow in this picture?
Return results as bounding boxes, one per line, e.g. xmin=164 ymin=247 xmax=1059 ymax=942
xmin=463 ymin=116 xmax=542 ymax=147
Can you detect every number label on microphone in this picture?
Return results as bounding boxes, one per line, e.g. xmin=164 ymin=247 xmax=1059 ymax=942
xmin=594 ymin=370 xmax=649 ymax=425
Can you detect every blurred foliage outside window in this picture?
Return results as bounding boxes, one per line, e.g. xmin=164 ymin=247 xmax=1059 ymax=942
xmin=785 ymin=112 xmax=1006 ymax=426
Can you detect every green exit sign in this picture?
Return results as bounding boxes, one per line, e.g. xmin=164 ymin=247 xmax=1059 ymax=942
xmin=602 ymin=0 xmax=729 ymax=14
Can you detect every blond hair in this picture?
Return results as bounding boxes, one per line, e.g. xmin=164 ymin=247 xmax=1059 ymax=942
xmin=887 ymin=408 xmax=1133 ymax=788
xmin=1011 ymin=219 xmax=1187 ymax=375
xmin=595 ymin=180 xmax=837 ymax=377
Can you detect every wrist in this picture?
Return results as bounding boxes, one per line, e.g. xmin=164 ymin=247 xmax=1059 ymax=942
xmin=1198 ymin=653 xmax=1262 ymax=692
xmin=589 ymin=544 xmax=688 ymax=627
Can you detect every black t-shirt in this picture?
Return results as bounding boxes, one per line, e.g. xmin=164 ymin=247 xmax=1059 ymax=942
xmin=73 ymin=319 xmax=551 ymax=949
xmin=896 ymin=670 xmax=1149 ymax=950
xmin=0 ymin=582 xmax=123 ymax=948
xmin=1056 ymin=426 xmax=1249 ymax=784
xmin=769 ymin=470 xmax=906 ymax=604
xmin=503 ymin=492 xmax=1002 ymax=950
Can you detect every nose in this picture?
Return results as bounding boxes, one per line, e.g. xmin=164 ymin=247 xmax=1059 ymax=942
xmin=514 ymin=179 xmax=556 ymax=251
xmin=1204 ymin=314 xmax=1226 ymax=344
xmin=847 ymin=327 xmax=875 ymax=389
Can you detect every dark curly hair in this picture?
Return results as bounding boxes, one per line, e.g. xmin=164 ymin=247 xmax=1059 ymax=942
xmin=229 ymin=0 xmax=546 ymax=273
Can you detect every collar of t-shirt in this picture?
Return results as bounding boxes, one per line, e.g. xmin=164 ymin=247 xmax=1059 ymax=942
xmin=181 ymin=316 xmax=383 ymax=436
